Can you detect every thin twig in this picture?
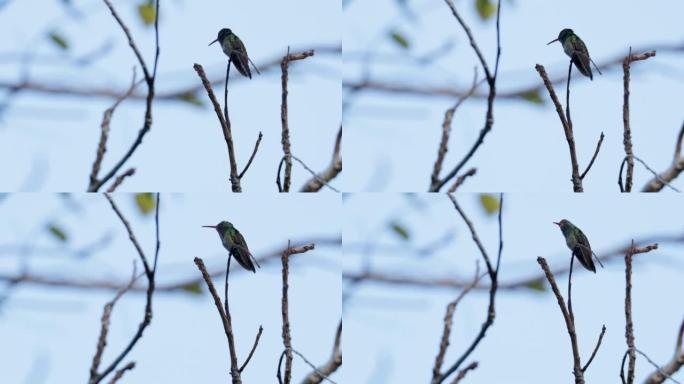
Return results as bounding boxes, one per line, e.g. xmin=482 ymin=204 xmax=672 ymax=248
xmin=430 ymin=0 xmax=501 ymax=192
xmin=639 ymin=348 xmax=682 ymax=384
xmin=193 ymin=63 xmax=241 ymax=192
xmin=90 ymin=194 xmax=160 ymax=384
xmin=437 ymin=194 xmax=503 ymax=383
xmin=300 ymin=126 xmax=343 ymax=192
xmin=89 ymin=71 xmax=139 ymax=190
xmin=431 ymin=263 xmax=483 ymax=383
xmin=239 ymin=325 xmax=264 ymax=373
xmin=106 ymin=361 xmax=135 ymax=384
xmin=291 ymin=155 xmax=340 ymax=192
xmin=450 ymin=361 xmax=478 ymax=384
xmin=430 ymin=70 xmax=480 ymax=190
xmin=300 ymin=321 xmax=343 ymax=384
xmin=581 ymin=133 xmax=605 ymax=179
xmin=582 ymin=325 xmax=607 ymax=372
xmin=238 ymin=132 xmax=263 ymax=179
xmin=89 ymin=0 xmax=160 ymax=192
xmin=105 ymin=168 xmax=136 ymax=192
xmin=642 ymin=122 xmax=684 ymax=192
xmin=447 ymin=168 xmax=477 ymax=193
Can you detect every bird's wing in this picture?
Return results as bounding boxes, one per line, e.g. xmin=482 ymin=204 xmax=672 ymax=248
xmin=571 ymin=39 xmax=593 ymax=79
xmin=229 ymin=39 xmax=252 ymax=78
xmin=230 ymin=230 xmax=259 ymax=270
xmin=573 ymin=230 xmax=596 ymax=272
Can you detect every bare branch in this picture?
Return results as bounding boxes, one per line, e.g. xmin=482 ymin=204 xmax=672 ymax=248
xmin=193 ymin=257 xmax=242 ymax=383
xmin=432 ymin=263 xmax=482 ymax=382
xmin=622 ymin=49 xmax=657 ymax=192
xmin=238 ymin=132 xmax=264 ymax=180
xmin=88 ymin=0 xmax=160 ymax=192
xmin=642 ymin=122 xmax=684 ymax=192
xmin=280 ymin=49 xmax=316 ymax=192
xmin=239 ymin=325 xmax=264 ymax=373
xmin=300 ymin=126 xmax=343 ymax=192
xmin=281 ymin=241 xmax=294 ymax=383
xmin=436 ymin=193 xmax=503 ymax=383
xmin=300 ymin=321 xmax=342 ymax=384
xmin=89 ymin=193 xmax=160 ymax=384
xmin=106 ymin=362 xmax=135 ymax=384
xmin=535 ymin=64 xmax=582 ymax=191
xmin=537 ymin=256 xmax=584 ymax=384
xmin=105 ymin=168 xmax=136 ymax=192
xmin=581 ymin=133 xmax=605 ymax=180
xmin=193 ymin=63 xmax=241 ymax=192
xmin=449 ymin=361 xmax=478 ymax=384
xmin=582 ymin=325 xmax=607 ymax=372
xmin=429 ymin=0 xmax=501 ymax=192
xmin=447 ymin=168 xmax=477 ymax=193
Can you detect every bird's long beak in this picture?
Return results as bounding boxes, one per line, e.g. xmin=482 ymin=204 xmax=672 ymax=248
xmin=553 ymin=221 xmax=560 ymax=226
xmin=547 ymin=38 xmax=559 ymax=45
xmin=202 ymin=225 xmax=217 ymax=229
xmin=208 ymin=38 xmax=219 ymax=46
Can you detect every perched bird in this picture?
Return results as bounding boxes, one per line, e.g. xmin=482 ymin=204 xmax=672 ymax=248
xmin=203 ymin=221 xmax=260 ymax=273
xmin=547 ymin=28 xmax=602 ymax=80
xmin=554 ymin=219 xmax=597 ymax=273
xmin=208 ymin=28 xmax=260 ymax=79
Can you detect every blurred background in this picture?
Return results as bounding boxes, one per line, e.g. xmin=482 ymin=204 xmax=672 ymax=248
xmin=343 ymin=193 xmax=684 ymax=383
xmin=344 ymin=0 xmax=684 ymax=192
xmin=0 ymin=0 xmax=341 ymax=192
xmin=0 ymin=193 xmax=341 ymax=382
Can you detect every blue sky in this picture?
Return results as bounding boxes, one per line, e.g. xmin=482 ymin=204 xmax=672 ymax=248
xmin=0 ymin=0 xmax=341 ymax=192
xmin=344 ymin=0 xmax=684 ymax=192
xmin=0 ymin=193 xmax=341 ymax=382
xmin=343 ymin=193 xmax=684 ymax=383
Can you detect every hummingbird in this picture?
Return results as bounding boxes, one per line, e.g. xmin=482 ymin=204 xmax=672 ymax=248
xmin=547 ymin=29 xmax=602 ymax=80
xmin=553 ymin=219 xmax=599 ymax=273
xmin=208 ymin=28 xmax=260 ymax=79
xmin=203 ymin=221 xmax=260 ymax=273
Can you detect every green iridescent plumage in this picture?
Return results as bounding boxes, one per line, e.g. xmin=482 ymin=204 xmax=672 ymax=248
xmin=209 ymin=28 xmax=259 ymax=79
xmin=554 ymin=219 xmax=596 ymax=273
xmin=547 ymin=29 xmax=602 ymax=80
xmin=203 ymin=221 xmax=260 ymax=273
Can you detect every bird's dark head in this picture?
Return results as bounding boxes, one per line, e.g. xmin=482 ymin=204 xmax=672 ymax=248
xmin=202 ymin=221 xmax=233 ymax=235
xmin=547 ymin=28 xmax=574 ymax=45
xmin=209 ymin=28 xmax=232 ymax=46
xmin=553 ymin=219 xmax=573 ymax=232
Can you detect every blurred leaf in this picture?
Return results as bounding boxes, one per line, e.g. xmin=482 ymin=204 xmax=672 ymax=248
xmin=180 ymin=282 xmax=203 ymax=295
xmin=389 ymin=31 xmax=410 ymax=49
xmin=523 ymin=279 xmax=546 ymax=292
xmin=479 ymin=194 xmax=500 ymax=216
xmin=389 ymin=221 xmax=410 ymax=241
xmin=135 ymin=193 xmax=156 ymax=215
xmin=518 ymin=90 xmax=545 ymax=105
xmin=475 ymin=0 xmax=497 ymax=20
xmin=176 ymin=92 xmax=203 ymax=106
xmin=138 ymin=1 xmax=156 ymax=26
xmin=48 ymin=32 xmax=69 ymax=50
xmin=47 ymin=224 xmax=68 ymax=242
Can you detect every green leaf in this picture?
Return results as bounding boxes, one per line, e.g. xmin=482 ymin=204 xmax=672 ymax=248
xmin=48 ymin=32 xmax=69 ymax=50
xmin=138 ymin=1 xmax=156 ymax=26
xmin=180 ymin=282 xmax=203 ymax=295
xmin=47 ymin=224 xmax=68 ymax=242
xmin=389 ymin=221 xmax=410 ymax=241
xmin=135 ymin=193 xmax=156 ymax=215
xmin=479 ymin=194 xmax=500 ymax=216
xmin=518 ymin=90 xmax=545 ymax=105
xmin=475 ymin=0 xmax=497 ymax=20
xmin=389 ymin=31 xmax=410 ymax=49
xmin=176 ymin=91 xmax=203 ymax=106
xmin=523 ymin=279 xmax=546 ymax=292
